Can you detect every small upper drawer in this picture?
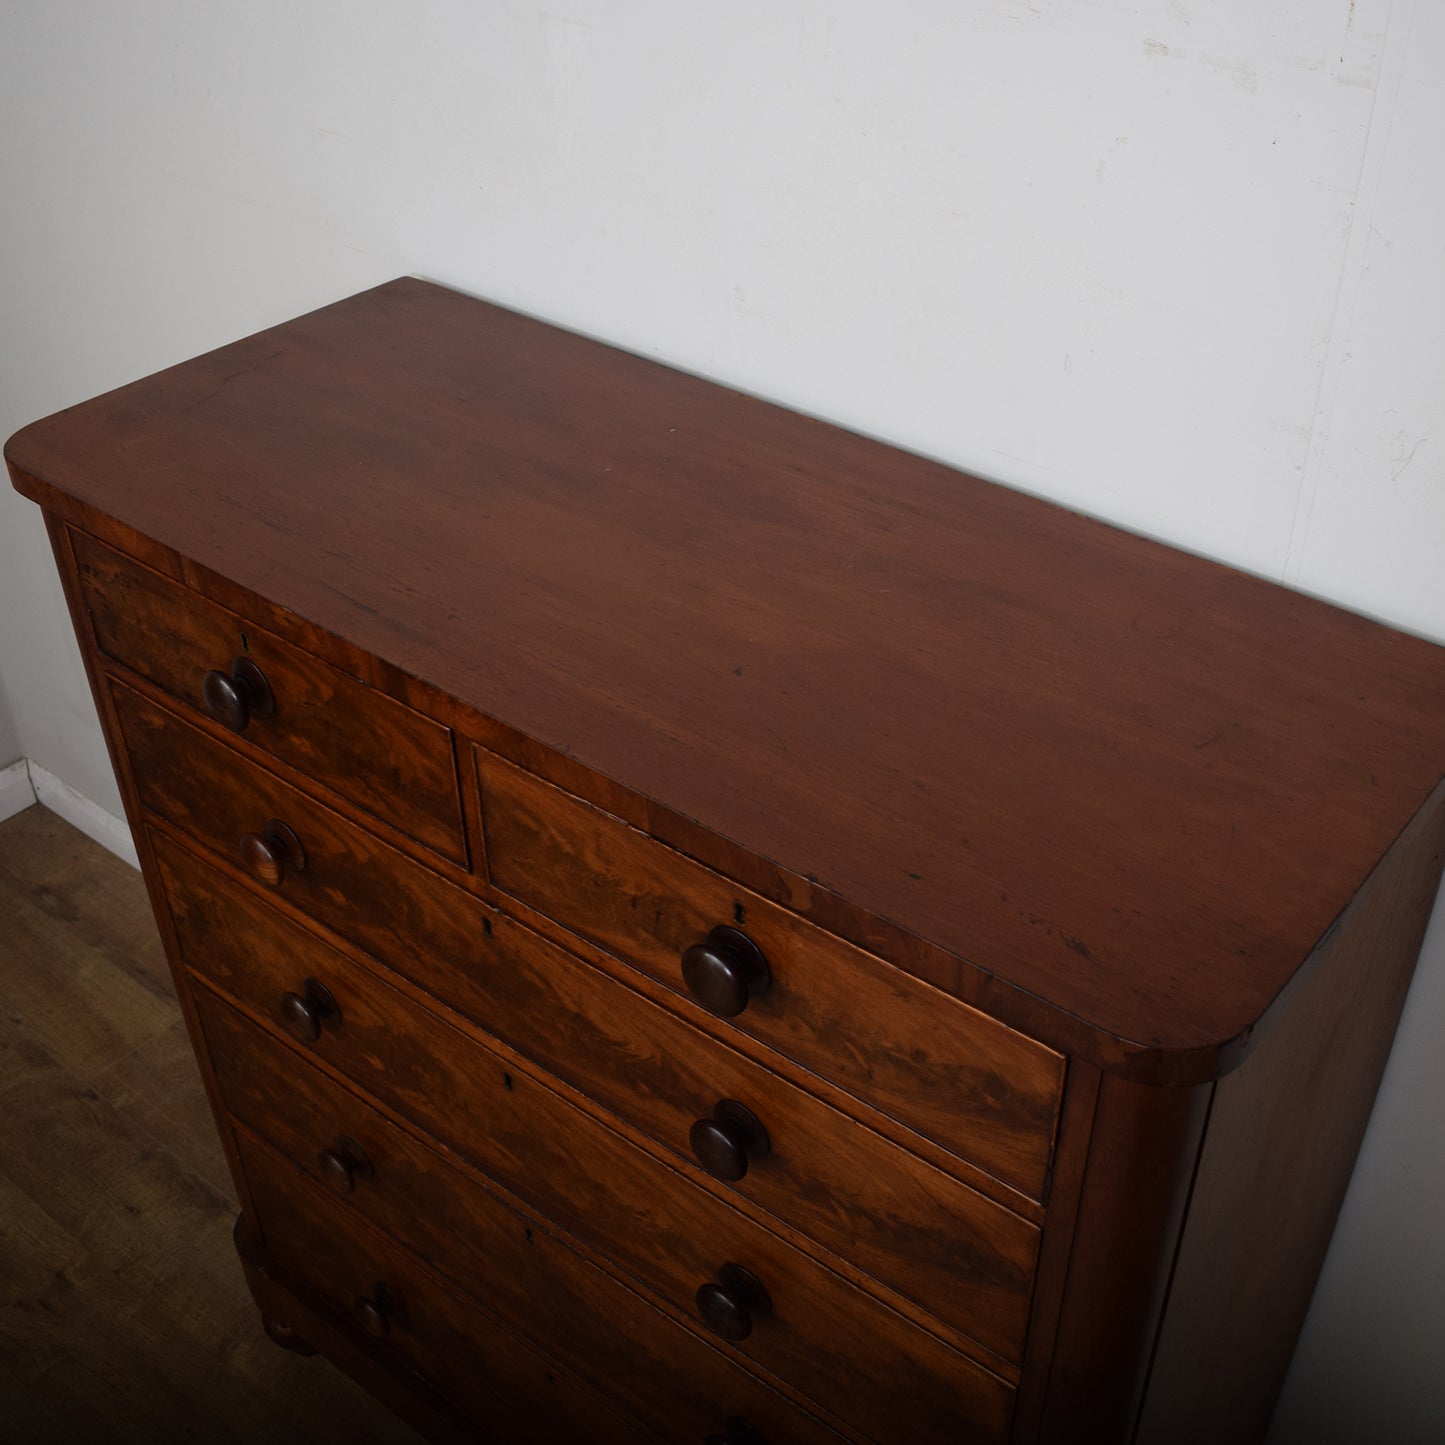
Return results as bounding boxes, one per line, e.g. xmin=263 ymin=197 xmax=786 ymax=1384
xmin=72 ymin=529 xmax=465 ymax=863
xmin=475 ymin=749 xmax=1064 ymax=1200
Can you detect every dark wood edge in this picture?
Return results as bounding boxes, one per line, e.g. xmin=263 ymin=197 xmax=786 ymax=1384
xmin=40 ymin=510 xmax=264 ymax=1227
xmin=467 ymin=884 xmax=1049 ymax=1221
xmin=1219 ymin=776 xmax=1445 ymax=1072
xmin=1032 ymin=1075 xmax=1214 ymax=1443
xmin=177 ymin=892 xmax=1024 ymax=1386
xmin=71 ymin=525 xmax=471 ymax=872
xmin=1127 ymin=777 xmax=1445 ymax=1442
xmin=233 ymin=1131 xmax=863 ymax=1445
xmin=129 ymin=684 xmax=1045 ymax=1226
xmin=20 ymin=484 xmax=1406 ymax=1086
xmin=95 ymin=652 xmax=474 ymax=887
xmin=1009 ymin=1060 xmax=1101 ymax=1444
xmin=232 ymin=1211 xmax=490 ymax=1444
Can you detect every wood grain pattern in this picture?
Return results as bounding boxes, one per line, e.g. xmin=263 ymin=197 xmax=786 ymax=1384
xmin=209 ymin=1002 xmax=1011 ymax=1445
xmin=1133 ymin=781 xmax=1445 ymax=1444
xmin=13 ymin=278 xmax=1445 ymax=1444
xmin=0 ymin=804 xmax=420 ymax=1445
xmin=11 ymin=277 xmax=1445 ymax=1076
xmin=238 ymin=1137 xmax=658 ymax=1445
xmin=110 ymin=677 xmax=480 ymax=983
xmin=217 ymin=1015 xmax=965 ymax=1445
xmin=477 ymin=746 xmax=1063 ymax=1200
xmin=231 ymin=1221 xmax=493 ymax=1445
xmin=121 ymin=675 xmax=1042 ymax=1355
xmin=72 ymin=529 xmax=466 ymax=865
xmin=163 ymin=835 xmax=1021 ymax=1435
xmin=1034 ymin=1075 xmax=1212 ymax=1443
xmin=119 ymin=637 xmax=1039 ymax=1183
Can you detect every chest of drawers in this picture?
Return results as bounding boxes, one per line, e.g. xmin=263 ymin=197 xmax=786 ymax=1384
xmin=9 ymin=278 xmax=1445 ymax=1444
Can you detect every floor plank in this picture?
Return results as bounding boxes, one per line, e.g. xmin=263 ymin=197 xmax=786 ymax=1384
xmin=0 ymin=803 xmax=422 ymax=1444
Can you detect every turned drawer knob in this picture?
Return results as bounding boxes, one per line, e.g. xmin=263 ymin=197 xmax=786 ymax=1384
xmin=695 ymin=1263 xmax=771 ymax=1342
xmin=681 ymin=927 xmax=770 ymax=1018
xmin=201 ymin=657 xmax=274 ymax=733
xmin=239 ymin=819 xmax=305 ymax=887
xmin=706 ymin=1419 xmax=768 ymax=1445
xmin=279 ymin=977 xmax=340 ymax=1044
xmin=354 ymin=1282 xmax=402 ymax=1339
xmin=318 ymin=1136 xmax=374 ymax=1194
xmin=689 ymin=1101 xmax=770 ymax=1182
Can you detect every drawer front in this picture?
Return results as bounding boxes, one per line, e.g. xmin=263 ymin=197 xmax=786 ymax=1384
xmin=121 ymin=683 xmax=1040 ymax=1361
xmin=156 ymin=824 xmax=1037 ymax=1363
xmin=213 ymin=1005 xmax=856 ymax=1445
xmin=164 ymin=847 xmax=1015 ymax=1443
xmin=207 ymin=999 xmax=1013 ymax=1445
xmin=76 ymin=530 xmax=465 ymax=862
xmin=236 ymin=1134 xmax=655 ymax=1445
xmin=476 ymin=748 xmax=1063 ymax=1198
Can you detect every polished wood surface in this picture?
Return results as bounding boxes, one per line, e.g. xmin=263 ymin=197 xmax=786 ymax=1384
xmin=203 ymin=976 xmax=1017 ymax=1439
xmin=239 ymin=1138 xmax=656 ymax=1445
xmin=0 ymin=804 xmax=419 ymax=1445
xmin=222 ymin=1018 xmax=983 ymax=1445
xmin=478 ymin=745 xmax=1063 ymax=1199
xmin=11 ymin=276 xmax=1445 ymax=1076
xmin=12 ymin=279 xmax=1445 ymax=1443
xmin=146 ymin=757 xmax=1040 ymax=1364
xmin=165 ymin=835 xmax=1022 ymax=1425
xmin=119 ymin=651 xmax=1046 ymax=1352
xmin=210 ymin=996 xmax=1011 ymax=1445
xmin=111 ymin=677 xmax=481 ymax=983
xmin=1133 ymin=781 xmax=1445 ymax=1444
xmin=73 ymin=530 xmax=466 ymax=864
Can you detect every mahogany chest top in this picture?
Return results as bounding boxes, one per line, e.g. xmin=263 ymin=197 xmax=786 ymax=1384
xmin=10 ymin=278 xmax=1445 ymax=1444
xmin=10 ymin=277 xmax=1445 ymax=1083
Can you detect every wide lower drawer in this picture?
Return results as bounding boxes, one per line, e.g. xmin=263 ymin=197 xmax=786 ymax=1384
xmin=132 ymin=701 xmax=1042 ymax=1361
xmin=76 ymin=529 xmax=465 ymax=863
xmin=207 ymin=996 xmax=1013 ymax=1445
xmin=236 ymin=1132 xmax=657 ymax=1445
xmin=219 ymin=1012 xmax=859 ymax=1445
xmin=173 ymin=868 xmax=1015 ymax=1440
xmin=475 ymin=747 xmax=1064 ymax=1199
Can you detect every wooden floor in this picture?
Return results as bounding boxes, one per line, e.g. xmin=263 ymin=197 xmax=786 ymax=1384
xmin=0 ymin=803 xmax=422 ymax=1444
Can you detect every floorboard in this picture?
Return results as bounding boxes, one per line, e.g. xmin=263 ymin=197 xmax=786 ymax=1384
xmin=0 ymin=803 xmax=422 ymax=1444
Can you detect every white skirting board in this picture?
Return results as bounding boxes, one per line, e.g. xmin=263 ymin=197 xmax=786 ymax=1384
xmin=0 ymin=757 xmax=140 ymax=870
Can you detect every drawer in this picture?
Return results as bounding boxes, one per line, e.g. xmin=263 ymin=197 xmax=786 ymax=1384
xmin=205 ymin=996 xmax=1013 ymax=1445
xmin=167 ymin=850 xmax=1016 ymax=1442
xmin=155 ymin=822 xmax=1038 ymax=1363
xmin=475 ymin=748 xmax=1063 ymax=1198
xmin=216 ymin=1008 xmax=856 ymax=1445
xmin=75 ymin=530 xmax=465 ymax=862
xmin=236 ymin=1133 xmax=655 ymax=1445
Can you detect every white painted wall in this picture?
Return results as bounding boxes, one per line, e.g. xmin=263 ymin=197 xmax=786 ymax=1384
xmin=0 ymin=675 xmax=19 ymax=769
xmin=0 ymin=2 xmax=1440 ymax=1436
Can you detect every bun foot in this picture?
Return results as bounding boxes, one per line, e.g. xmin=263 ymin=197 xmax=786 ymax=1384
xmin=263 ymin=1315 xmax=318 ymax=1356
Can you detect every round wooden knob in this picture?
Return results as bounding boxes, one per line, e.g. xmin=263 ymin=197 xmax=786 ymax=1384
xmin=695 ymin=1264 xmax=771 ymax=1342
xmin=278 ymin=978 xmax=339 ymax=1044
xmin=681 ymin=927 xmax=770 ymax=1018
xmin=689 ymin=1101 xmax=770 ymax=1183
xmin=318 ymin=1137 xmax=373 ymax=1194
xmin=239 ymin=819 xmax=305 ymax=887
xmin=200 ymin=657 xmax=273 ymax=733
xmin=354 ymin=1283 xmax=401 ymax=1339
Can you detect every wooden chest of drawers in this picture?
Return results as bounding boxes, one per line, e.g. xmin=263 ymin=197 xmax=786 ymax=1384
xmin=9 ymin=278 xmax=1445 ymax=1444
